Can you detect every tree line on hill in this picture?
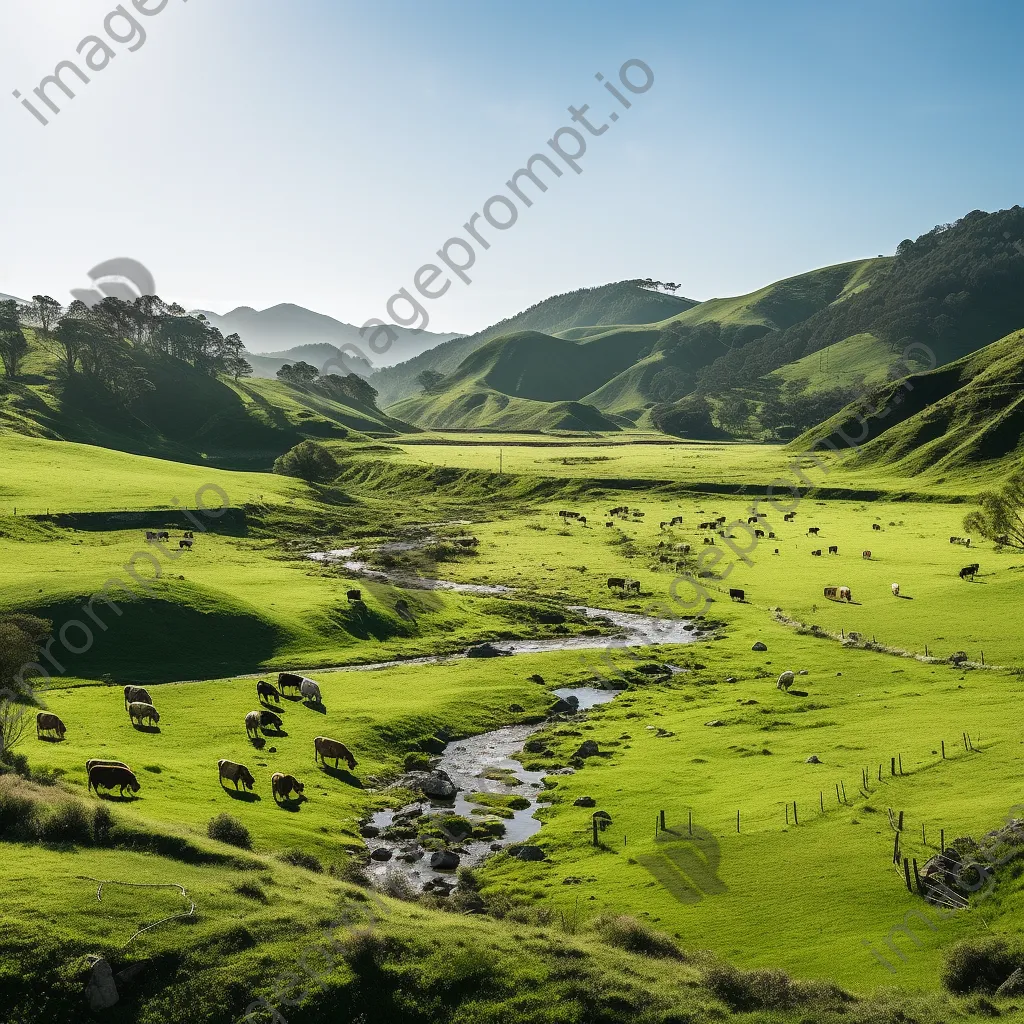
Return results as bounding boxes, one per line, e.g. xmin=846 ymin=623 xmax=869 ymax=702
xmin=275 ymin=360 xmax=380 ymax=409
xmin=695 ymin=208 xmax=1024 ymax=394
xmin=0 ymin=294 xmax=253 ymax=408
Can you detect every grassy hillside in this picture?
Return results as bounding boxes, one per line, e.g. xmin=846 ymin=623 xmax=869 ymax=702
xmin=797 ymin=327 xmax=1024 ymax=480
xmin=371 ymin=282 xmax=697 ymax=407
xmin=0 ymin=335 xmax=405 ymax=469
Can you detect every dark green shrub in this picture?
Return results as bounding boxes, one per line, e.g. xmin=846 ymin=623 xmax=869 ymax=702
xmin=207 ymin=813 xmax=252 ymax=850
xmin=942 ymin=937 xmax=1022 ymax=993
xmin=590 ymin=914 xmax=684 ymax=960
xmin=273 ymin=440 xmax=339 ymax=483
xmin=278 ymin=848 xmax=323 ymax=872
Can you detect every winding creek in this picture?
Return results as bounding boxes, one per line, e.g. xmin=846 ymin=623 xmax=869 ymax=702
xmin=307 ymin=543 xmax=706 ymax=888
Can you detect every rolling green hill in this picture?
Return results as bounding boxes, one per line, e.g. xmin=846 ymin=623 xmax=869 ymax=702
xmin=0 ymin=337 xmax=407 ymax=469
xmin=797 ymin=327 xmax=1024 ymax=481
xmin=371 ymin=281 xmax=697 ymax=407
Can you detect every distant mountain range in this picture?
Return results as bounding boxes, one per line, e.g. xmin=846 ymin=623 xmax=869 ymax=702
xmin=195 ymin=303 xmax=462 ymax=367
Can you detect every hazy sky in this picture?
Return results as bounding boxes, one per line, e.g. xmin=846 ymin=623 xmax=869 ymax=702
xmin=1 ymin=0 xmax=1022 ymax=336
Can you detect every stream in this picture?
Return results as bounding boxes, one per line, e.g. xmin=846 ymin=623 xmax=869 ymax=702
xmin=307 ymin=543 xmax=706 ymax=888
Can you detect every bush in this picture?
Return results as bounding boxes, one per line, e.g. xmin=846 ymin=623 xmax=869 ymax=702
xmin=232 ymin=880 xmax=269 ymax=903
xmin=272 ymin=440 xmax=340 ymax=484
xmin=942 ymin=937 xmax=1022 ymax=994
xmin=35 ymin=798 xmax=93 ymax=844
xmin=207 ymin=813 xmax=252 ymax=850
xmin=589 ymin=914 xmax=684 ymax=960
xmin=278 ymin=848 xmax=323 ymax=872
xmin=703 ymin=962 xmax=795 ymax=1011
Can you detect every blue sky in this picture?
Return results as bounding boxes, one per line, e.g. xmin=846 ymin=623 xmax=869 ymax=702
xmin=0 ymin=0 xmax=1021 ymax=337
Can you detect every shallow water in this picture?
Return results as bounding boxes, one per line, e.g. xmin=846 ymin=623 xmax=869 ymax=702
xmin=365 ymin=686 xmax=619 ymax=888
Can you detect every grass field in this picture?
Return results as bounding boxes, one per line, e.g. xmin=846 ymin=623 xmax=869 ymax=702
xmin=4 ymin=430 xmax=1024 ymax=1021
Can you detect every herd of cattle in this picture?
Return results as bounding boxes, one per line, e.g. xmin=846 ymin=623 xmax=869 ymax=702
xmin=145 ymin=530 xmax=195 ymax=550
xmin=580 ymin=504 xmax=991 ymax=609
xmin=36 ymin=673 xmax=358 ymax=806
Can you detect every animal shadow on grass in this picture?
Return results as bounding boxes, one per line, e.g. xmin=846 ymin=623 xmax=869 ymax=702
xmin=786 ymin=689 xmax=810 ymax=698
xmin=249 ymin=736 xmax=266 ymax=750
xmin=896 ymin=594 xmax=914 ymax=600
xmin=36 ymin=735 xmax=64 ymax=743
xmin=318 ymin=764 xmax=362 ymax=788
xmin=303 ymin=701 xmax=327 ymax=714
xmin=274 ymin=796 xmax=304 ymax=812
xmin=262 ymin=727 xmax=288 ymax=738
xmin=635 ymin=823 xmax=727 ymax=906
xmin=222 ymin=788 xmax=261 ymax=802
xmin=132 ymin=724 xmax=161 ymax=734
xmin=95 ymin=791 xmax=139 ymax=802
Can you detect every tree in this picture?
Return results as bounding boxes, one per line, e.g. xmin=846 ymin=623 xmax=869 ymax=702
xmin=225 ymin=353 xmax=253 ymax=380
xmin=0 ymin=300 xmax=28 ymax=380
xmin=277 ymin=361 xmax=319 ymax=386
xmin=416 ymin=370 xmax=446 ymax=394
xmin=0 ymin=613 xmax=51 ymax=698
xmin=323 ymin=373 xmax=378 ymax=408
xmin=717 ymin=393 xmax=751 ymax=432
xmin=0 ymin=699 xmax=29 ymax=761
xmin=25 ymin=295 xmax=64 ymax=367
xmin=964 ymin=470 xmax=1024 ymax=550
xmin=650 ymin=394 xmax=723 ymax=439
xmin=272 ymin=440 xmax=340 ymax=484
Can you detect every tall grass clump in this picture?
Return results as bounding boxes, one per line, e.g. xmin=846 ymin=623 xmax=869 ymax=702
xmin=207 ymin=813 xmax=253 ymax=850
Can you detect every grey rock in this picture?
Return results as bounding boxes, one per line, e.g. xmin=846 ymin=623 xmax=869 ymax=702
xmin=370 ymin=847 xmax=392 ymax=861
xmin=574 ymin=740 xmax=600 ymax=758
xmin=85 ymin=957 xmax=119 ymax=1011
xmin=511 ymin=845 xmax=547 ymax=861
xmin=359 ymin=824 xmax=381 ymax=838
xmin=420 ymin=769 xmax=458 ymax=799
xmin=430 ymin=849 xmax=461 ymax=870
xmin=805 ymin=755 xmax=821 ymax=764
xmin=704 ymin=720 xmax=724 ymax=727
xmin=752 ymin=642 xmax=768 ymax=652
xmin=997 ymin=968 xmax=1024 ymax=997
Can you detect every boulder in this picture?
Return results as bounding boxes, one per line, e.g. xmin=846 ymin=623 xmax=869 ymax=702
xmin=370 ymin=847 xmax=393 ymax=861
xmin=85 ymin=957 xmax=119 ymax=1011
xmin=359 ymin=824 xmax=381 ymax=838
xmin=798 ymin=669 xmax=809 ymax=675
xmin=420 ymin=770 xmax=458 ymax=800
xmin=549 ymin=697 xmax=580 ymax=716
xmin=805 ymin=755 xmax=821 ymax=764
xmin=997 ymin=968 xmax=1024 ymax=998
xmin=524 ymin=738 xmax=549 ymax=754
xmin=752 ymin=642 xmax=768 ymax=652
xmin=430 ymin=850 xmax=461 ymax=870
xmin=467 ymin=643 xmax=507 ymax=658
xmin=704 ymin=720 xmax=724 ymax=727
xmin=574 ymin=796 xmax=596 ymax=807
xmin=489 ymin=842 xmax=503 ymax=851
xmin=725 ymin=676 xmax=737 ymax=683
xmin=511 ymin=845 xmax=547 ymax=862
xmin=509 ymin=704 xmax=525 ymax=713
xmin=574 ymin=740 xmax=600 ymax=758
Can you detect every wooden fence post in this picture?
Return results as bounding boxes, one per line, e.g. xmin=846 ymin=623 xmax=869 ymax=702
xmin=793 ymin=802 xmax=798 ymax=825
xmin=835 ymin=782 xmax=841 ymax=804
xmin=941 ymin=740 xmax=945 ymax=759
xmin=903 ymin=858 xmax=912 ymax=892
xmin=893 ymin=832 xmax=900 ymax=863
xmin=898 ymin=754 xmax=903 ymax=775
xmin=786 ymin=803 xmax=789 ymax=825
xmin=688 ymin=810 xmax=692 ymax=836
xmin=898 ymin=810 xmax=904 ymax=831
xmin=841 ymin=781 xmax=847 ymax=803
xmin=736 ymin=810 xmax=740 ymax=833
xmin=940 ymin=828 xmax=945 ymax=851
xmin=913 ymin=859 xmax=923 ymax=895
xmin=878 ymin=763 xmax=883 ymax=781
xmin=891 ymin=757 xmax=896 ymax=776
xmin=660 ymin=809 xmax=666 ymax=831
xmin=820 ymin=791 xmax=824 ymax=812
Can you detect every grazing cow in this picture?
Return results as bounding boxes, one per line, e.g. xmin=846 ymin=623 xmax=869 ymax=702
xmin=272 ymin=773 xmax=305 ymax=803
xmin=314 ymin=736 xmax=358 ymax=770
xmin=257 ymin=680 xmax=281 ymax=705
xmin=179 ymin=539 xmax=193 ymax=550
xmin=671 ymin=516 xmax=684 ymax=526
xmin=862 ymin=550 xmax=872 ymax=559
xmin=807 ymin=527 xmax=820 ymax=536
xmin=626 ymin=580 xmax=641 ymax=593
xmin=184 ymin=531 xmax=194 ymax=539
xmin=949 ymin=536 xmax=958 ymax=544
xmin=828 ymin=545 xmax=838 ymax=555
xmin=950 ymin=651 xmax=969 ymax=665
xmin=89 ymin=764 xmax=140 ymax=797
xmin=873 ymin=524 xmax=882 ymax=531
xmin=245 ymin=710 xmax=263 ymax=739
xmin=823 ymin=586 xmax=839 ymax=600
xmin=605 ymin=521 xmax=613 ymax=527
xmin=768 ymin=532 xmax=776 ymax=539
xmin=959 ymin=564 xmax=980 ymax=580
xmin=754 ymin=530 xmax=765 ymax=539
xmin=124 ymin=685 xmax=152 ymax=709
xmin=748 ymin=516 xmax=758 ymax=524
xmin=811 ymin=549 xmax=822 ymax=557
xmin=300 ymin=678 xmax=323 ymax=704
xmin=260 ymin=709 xmax=283 ymax=731
xmin=145 ymin=531 xmax=157 ymax=541
xmin=579 ymin=516 xmax=587 ymax=526
xmin=157 ymin=532 xmax=170 ymax=541
xmin=784 ymin=513 xmax=796 ymax=522
xmin=891 ymin=583 xmax=900 ymax=597
xmin=964 ymin=538 xmax=971 ymax=548
xmin=347 ymin=589 xmax=362 ymax=601
xmin=218 ymin=759 xmax=255 ymax=791
xmin=607 ymin=577 xmax=626 ymax=590
xmin=703 ymin=537 xmax=715 ymax=545
xmin=278 ymin=672 xmax=304 ymax=694
xmin=838 ymin=587 xmax=852 ymax=602
xmin=774 ymin=549 xmax=780 ymax=555
xmin=995 ymin=534 xmax=1010 ymax=546
xmin=128 ymin=702 xmax=160 ymax=728
xmin=36 ymin=712 xmax=66 ymax=740
xmin=674 ymin=543 xmax=691 ymax=554
xmin=777 ymin=671 xmax=794 ymax=691
xmin=86 ymin=759 xmax=129 ymax=774
xmin=729 ymin=588 xmax=745 ymax=602
xmin=660 ymin=522 xmax=668 ymax=530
